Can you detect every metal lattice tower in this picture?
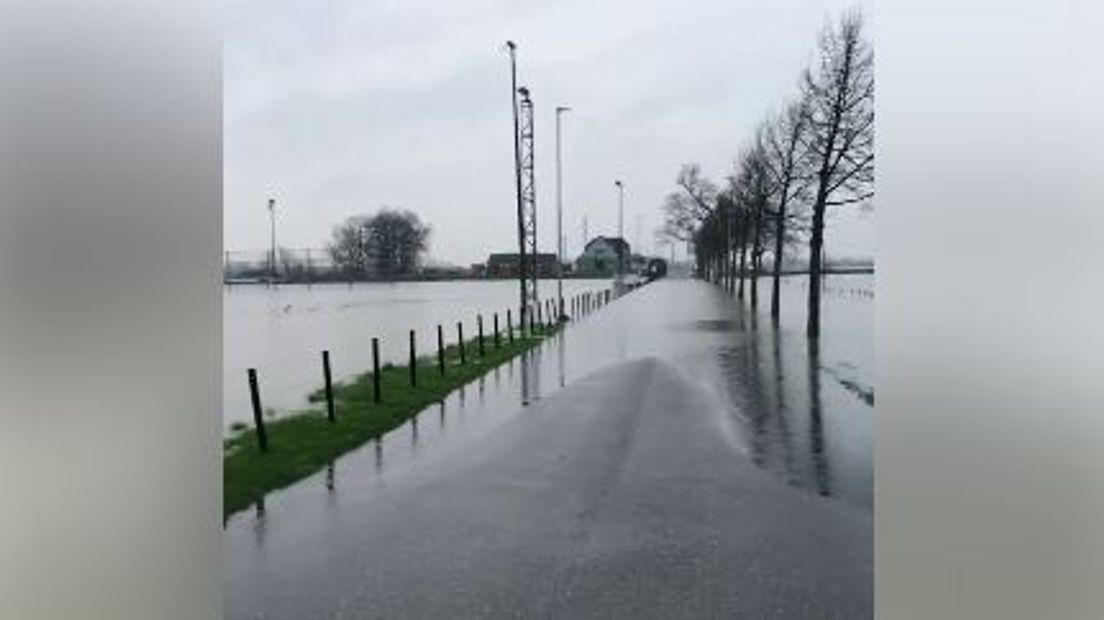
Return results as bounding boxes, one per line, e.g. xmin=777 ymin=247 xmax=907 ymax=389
xmin=517 ymin=87 xmax=538 ymax=322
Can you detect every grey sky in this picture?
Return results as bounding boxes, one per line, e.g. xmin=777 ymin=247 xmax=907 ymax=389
xmin=225 ymin=0 xmax=874 ymax=266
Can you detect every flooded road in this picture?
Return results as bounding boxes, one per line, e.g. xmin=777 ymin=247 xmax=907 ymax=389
xmin=224 ymin=275 xmax=873 ymax=618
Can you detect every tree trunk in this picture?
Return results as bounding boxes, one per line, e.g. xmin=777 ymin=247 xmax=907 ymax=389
xmin=729 ymin=245 xmax=737 ymax=293
xmin=750 ymin=201 xmax=763 ymax=308
xmin=806 ymin=188 xmax=827 ymax=338
xmin=751 ymin=249 xmax=760 ymax=307
xmin=770 ymin=184 xmax=790 ymax=321
xmin=722 ymin=244 xmax=729 ymax=290
xmin=737 ymin=237 xmax=747 ymax=300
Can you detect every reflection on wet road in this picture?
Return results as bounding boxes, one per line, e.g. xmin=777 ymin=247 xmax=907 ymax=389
xmin=225 ymin=276 xmax=872 ymax=617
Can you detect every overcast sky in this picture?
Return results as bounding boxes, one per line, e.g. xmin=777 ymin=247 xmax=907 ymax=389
xmin=225 ymin=0 xmax=874 ymax=266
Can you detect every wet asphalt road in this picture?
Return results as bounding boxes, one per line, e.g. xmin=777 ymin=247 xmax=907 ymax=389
xmin=224 ymin=277 xmax=873 ymax=618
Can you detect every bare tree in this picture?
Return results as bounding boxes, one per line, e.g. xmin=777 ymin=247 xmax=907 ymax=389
xmin=328 ymin=215 xmax=373 ymax=277
xmin=715 ymin=193 xmax=741 ymax=292
xmin=659 ymin=163 xmax=720 ymax=277
xmin=729 ymin=138 xmax=774 ymax=307
xmin=801 ymin=10 xmax=874 ymax=337
xmin=763 ymin=98 xmax=812 ymax=321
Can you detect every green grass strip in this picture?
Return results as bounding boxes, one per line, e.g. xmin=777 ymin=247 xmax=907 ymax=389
xmin=224 ymin=324 xmax=559 ymax=519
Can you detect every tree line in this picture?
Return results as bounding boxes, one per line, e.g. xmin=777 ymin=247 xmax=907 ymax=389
xmin=659 ymin=10 xmax=873 ymax=337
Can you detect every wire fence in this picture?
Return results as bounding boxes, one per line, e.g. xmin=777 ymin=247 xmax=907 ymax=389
xmin=224 ymin=248 xmax=339 ymax=283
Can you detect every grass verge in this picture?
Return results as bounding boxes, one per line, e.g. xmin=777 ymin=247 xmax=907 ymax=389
xmin=224 ymin=324 xmax=558 ymax=519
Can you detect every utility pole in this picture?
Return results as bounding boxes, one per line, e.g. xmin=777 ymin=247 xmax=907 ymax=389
xmin=267 ymin=198 xmax=276 ymax=285
xmin=562 ymin=234 xmax=568 ymax=277
xmin=555 ymin=105 xmax=570 ymax=320
xmin=517 ymin=86 xmax=538 ymax=322
xmin=506 ymin=41 xmax=528 ymax=333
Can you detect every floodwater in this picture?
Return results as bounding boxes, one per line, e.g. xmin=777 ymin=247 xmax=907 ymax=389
xmin=223 ymin=278 xmax=613 ymax=430
xmin=222 ymin=274 xmax=873 ymax=508
xmin=223 ymin=274 xmax=874 ymax=618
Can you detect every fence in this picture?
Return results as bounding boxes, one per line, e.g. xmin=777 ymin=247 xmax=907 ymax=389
xmin=224 ymin=248 xmax=339 ymax=283
xmin=240 ymin=281 xmax=654 ymax=452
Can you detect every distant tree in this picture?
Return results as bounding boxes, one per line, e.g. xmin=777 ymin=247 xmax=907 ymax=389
xmin=729 ymin=138 xmax=774 ymax=307
xmin=715 ymin=193 xmax=741 ymax=292
xmin=691 ymin=209 xmax=726 ymax=282
xmin=328 ymin=209 xmax=430 ymax=279
xmin=328 ymin=215 xmax=373 ymax=277
xmin=801 ymin=10 xmax=874 ymax=337
xmin=659 ymin=164 xmax=721 ymax=277
xmin=367 ymin=209 xmax=431 ymax=277
xmin=763 ymin=98 xmax=812 ymax=320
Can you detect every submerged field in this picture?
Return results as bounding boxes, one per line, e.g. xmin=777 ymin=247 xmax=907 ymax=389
xmin=224 ymin=323 xmax=560 ymax=518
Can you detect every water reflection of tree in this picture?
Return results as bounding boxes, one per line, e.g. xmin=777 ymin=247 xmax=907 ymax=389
xmin=720 ymin=303 xmax=832 ymax=499
xmin=770 ymin=326 xmax=798 ymax=486
xmin=746 ymin=311 xmax=799 ymax=482
xmin=746 ymin=310 xmax=768 ymax=466
xmin=807 ymin=339 xmax=831 ymax=496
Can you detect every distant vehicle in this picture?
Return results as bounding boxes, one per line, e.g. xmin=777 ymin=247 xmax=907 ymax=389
xmin=224 ymin=277 xmax=264 ymax=285
xmin=645 ymin=258 xmax=668 ymax=280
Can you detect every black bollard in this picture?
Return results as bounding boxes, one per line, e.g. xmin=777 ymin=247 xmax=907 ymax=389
xmin=507 ymin=310 xmax=514 ymax=343
xmin=372 ymin=337 xmax=381 ymax=403
xmin=437 ymin=324 xmax=445 ymax=375
xmin=322 ymin=350 xmax=335 ymax=423
xmin=248 ymin=368 xmax=268 ymax=452
xmin=478 ymin=315 xmax=485 ymax=357
xmin=494 ymin=313 xmax=500 ymax=348
xmin=457 ymin=322 xmax=466 ymax=364
xmin=409 ymin=329 xmax=417 ymax=387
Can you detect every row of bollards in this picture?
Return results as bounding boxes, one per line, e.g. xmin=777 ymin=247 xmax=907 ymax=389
xmin=244 ymin=287 xmax=623 ymax=453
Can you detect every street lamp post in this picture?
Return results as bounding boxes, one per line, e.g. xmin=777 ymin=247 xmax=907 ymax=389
xmin=267 ymin=198 xmax=277 ymax=285
xmin=555 ymin=105 xmax=570 ymax=320
xmin=506 ymin=40 xmax=527 ymax=333
xmin=615 ymin=180 xmax=624 ymax=292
